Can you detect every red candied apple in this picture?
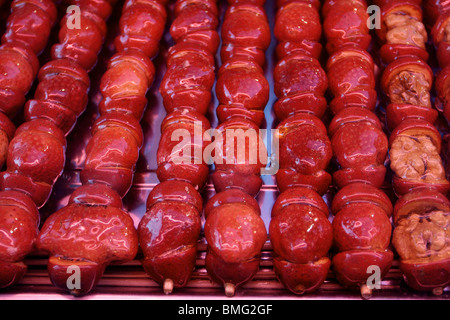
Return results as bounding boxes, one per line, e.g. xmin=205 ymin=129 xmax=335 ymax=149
xmin=204 ymin=189 xmax=266 ymax=296
xmin=211 ymin=117 xmax=266 ymax=196
xmin=36 ymin=184 xmax=138 ymax=296
xmin=220 ymin=3 xmax=270 ymax=65
xmin=0 ymin=191 xmax=39 ymax=288
xmin=138 ymin=181 xmax=202 ymax=293
xmin=322 ymin=0 xmax=371 ymax=53
xmin=326 ymin=47 xmax=377 ymax=114
xmin=81 ymin=112 xmax=144 ymax=197
xmin=276 ymin=113 xmax=332 ymax=195
xmin=269 ymin=187 xmax=332 ymax=294
xmin=115 ymin=0 xmax=167 ymax=57
xmin=2 ymin=0 xmax=57 ymax=54
xmin=329 ymin=107 xmax=388 ymax=188
xmin=331 ymin=183 xmax=394 ymax=297
xmin=157 ymin=110 xmax=210 ymax=191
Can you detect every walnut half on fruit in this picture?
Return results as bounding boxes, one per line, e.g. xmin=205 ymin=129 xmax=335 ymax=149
xmin=390 ymin=135 xmax=447 ymax=183
xmin=392 ymin=189 xmax=450 ymax=292
xmin=393 ymin=210 xmax=450 ymax=262
xmin=385 ymin=12 xmax=427 ymax=49
xmin=388 ymin=70 xmax=431 ymax=108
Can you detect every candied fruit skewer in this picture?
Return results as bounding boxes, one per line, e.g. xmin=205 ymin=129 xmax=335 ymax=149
xmin=35 ymin=0 xmax=168 ymax=296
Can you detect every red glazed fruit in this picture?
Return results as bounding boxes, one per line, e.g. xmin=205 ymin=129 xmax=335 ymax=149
xmin=211 ymin=118 xmax=267 ymax=196
xmin=82 ymin=112 xmax=144 ymax=197
xmin=36 ymin=184 xmax=138 ymax=296
xmin=326 ymin=47 xmax=377 ymax=114
xmin=0 ymin=112 xmax=15 ymax=168
xmin=170 ymin=0 xmax=218 ymax=45
xmin=331 ymin=183 xmax=393 ymax=297
xmin=115 ymin=0 xmax=167 ymax=58
xmin=431 ymin=12 xmax=450 ymax=68
xmin=138 ymin=181 xmax=202 ymax=293
xmin=204 ymin=189 xmax=266 ymax=296
xmin=216 ymin=58 xmax=269 ymax=126
xmin=160 ymin=45 xmax=215 ymax=116
xmin=0 ymin=44 xmax=39 ymax=117
xmin=392 ymin=188 xmax=450 ymax=293
xmin=330 ymin=107 xmax=388 ymax=189
xmin=0 ymin=191 xmax=39 ymax=288
xmin=275 ymin=2 xmax=321 ymax=48
xmin=274 ymin=54 xmax=328 ymax=119
xmin=2 ymin=119 xmax=66 ymax=207
xmin=322 ymin=0 xmax=371 ymax=54
xmin=52 ymin=10 xmax=106 ymax=71
xmin=2 ymin=0 xmax=57 ymax=54
xmin=269 ymin=187 xmax=333 ymax=295
xmin=30 ymin=59 xmax=91 ymax=135
xmin=435 ymin=64 xmax=450 ymax=124
xmin=276 ymin=113 xmax=332 ymax=195
xmin=157 ymin=110 xmax=211 ymax=191
xmin=424 ymin=0 xmax=450 ymax=28
xmin=220 ymin=4 xmax=270 ymax=66
xmin=274 ymin=1 xmax=322 ymax=59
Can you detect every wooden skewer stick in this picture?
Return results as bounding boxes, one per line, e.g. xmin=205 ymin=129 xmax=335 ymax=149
xmin=432 ymin=287 xmax=443 ymax=296
xmin=360 ymin=284 xmax=373 ymax=300
xmin=294 ymin=284 xmax=306 ymax=295
xmin=163 ymin=278 xmax=174 ymax=295
xmin=224 ymin=282 xmax=235 ymax=297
